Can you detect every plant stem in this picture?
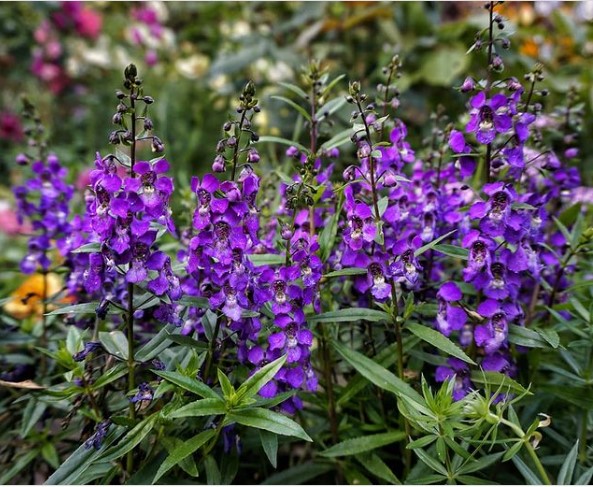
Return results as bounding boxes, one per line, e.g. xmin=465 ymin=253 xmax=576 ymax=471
xmin=484 ymin=1 xmax=495 ymax=185
xmin=203 ymin=318 xmax=222 ymax=383
xmin=525 ymin=441 xmax=552 ymax=485
xmin=40 ymin=268 xmax=48 ymax=375
xmin=231 ymin=109 xmax=247 ymax=182
xmin=126 ymin=84 xmax=138 ymax=476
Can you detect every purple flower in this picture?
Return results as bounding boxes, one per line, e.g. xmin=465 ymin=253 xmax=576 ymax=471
xmin=466 ymin=92 xmax=512 ymax=144
xmin=130 ymin=382 xmax=154 ymax=403
xmin=85 ymin=420 xmax=111 ymax=450
xmin=435 ymin=282 xmax=467 ymax=336
xmin=73 ymin=341 xmax=103 ymax=362
xmin=435 ymin=358 xmax=473 ymax=401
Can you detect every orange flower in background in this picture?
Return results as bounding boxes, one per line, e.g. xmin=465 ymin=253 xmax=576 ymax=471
xmin=3 ymin=273 xmax=64 ymax=320
xmin=520 ymin=38 xmax=540 ymax=58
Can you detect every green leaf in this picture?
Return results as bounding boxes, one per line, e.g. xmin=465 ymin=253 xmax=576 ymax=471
xmin=225 ymin=407 xmax=311 ymax=441
xmin=71 ymin=242 xmax=101 ymax=254
xmin=308 ymin=308 xmax=390 ymax=324
xmin=323 ymin=267 xmax=367 ymax=278
xmin=20 ymin=398 xmax=46 ymax=438
xmin=508 ymin=325 xmax=551 ymax=349
xmin=98 ymin=331 xmax=129 ymax=360
xmin=261 ymin=462 xmax=333 ymax=484
xmin=457 ymin=452 xmax=505 ymax=475
xmin=47 ymin=302 xmax=101 ymax=316
xmin=153 ymin=370 xmax=221 ymax=400
xmin=0 ymin=449 xmax=38 ymax=484
xmin=152 ymin=429 xmax=216 ymax=483
xmin=414 ymin=230 xmax=457 ymax=257
xmin=406 ymin=323 xmax=475 ymax=365
xmin=470 ymin=371 xmax=530 ymax=395
xmin=167 ymin=398 xmax=226 ymax=419
xmin=93 ymin=363 xmax=127 ymax=389
xmin=135 ymin=324 xmax=178 ymax=362
xmin=576 ymin=465 xmax=593 ymax=485
xmin=333 ymin=341 xmax=425 ymax=406
xmin=277 ymin=81 xmax=308 ymax=100
xmin=320 ymin=127 xmax=355 ymax=151
xmin=433 ymin=244 xmax=469 ymax=260
xmin=407 ymin=435 xmax=438 ymax=450
xmin=98 ymin=414 xmax=158 ymax=463
xmin=317 ymin=96 xmax=347 ymax=122
xmin=41 ymin=442 xmax=60 ymax=469
xmin=511 ymin=454 xmax=542 ymax=485
xmin=557 ymin=440 xmax=579 ymax=485
xmin=356 ymin=452 xmax=401 ymax=484
xmin=414 ymin=447 xmax=448 ymax=476
xmin=204 ymin=455 xmax=221 ymax=485
xmin=217 ymin=369 xmax=235 ymax=399
xmin=259 ymin=429 xmax=279 ymax=468
xmin=418 ymin=45 xmax=469 ymax=86
xmin=236 ymin=355 xmax=286 ymax=404
xmin=320 ymin=430 xmax=405 ymax=457
xmin=257 ymin=135 xmax=307 ymax=154
xmin=177 ymin=296 xmax=210 ymax=309
xmin=319 ymin=198 xmax=343 ymax=262
xmin=271 ymin=95 xmax=311 ymax=121
xmin=247 ymin=253 xmax=285 ymax=266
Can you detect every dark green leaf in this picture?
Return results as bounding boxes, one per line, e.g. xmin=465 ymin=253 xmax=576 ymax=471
xmin=204 ymin=454 xmax=221 ymax=485
xmin=98 ymin=414 xmax=158 ymax=463
xmin=257 ymin=135 xmax=307 ymax=153
xmin=178 ymin=296 xmax=210 ymax=309
xmin=71 ymin=242 xmax=101 ymax=254
xmin=167 ymin=398 xmax=226 ymax=419
xmin=47 ymin=302 xmax=101 ymax=316
xmin=259 ymin=430 xmax=278 ymax=468
xmin=470 ymin=371 xmax=530 ymax=395
xmin=323 ymin=267 xmax=367 ymax=278
xmin=511 ymin=454 xmax=542 ymax=485
xmin=433 ymin=244 xmax=469 ymax=260
xmin=153 ymin=370 xmax=221 ymax=400
xmin=320 ymin=431 xmax=405 ymax=457
xmin=153 ymin=429 xmax=216 ymax=483
xmin=356 ymin=452 xmax=401 ymax=484
xmin=261 ymin=462 xmax=333 ymax=484
xmin=414 ymin=447 xmax=448 ymax=476
xmin=0 ymin=449 xmax=38 ymax=484
xmin=277 ymin=81 xmax=307 ymax=100
xmin=457 ymin=452 xmax=504 ymax=475
xmin=248 ymin=253 xmax=285 ymax=266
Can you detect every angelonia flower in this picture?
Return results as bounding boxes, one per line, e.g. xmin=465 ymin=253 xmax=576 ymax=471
xmin=12 ymin=102 xmax=74 ymax=275
xmin=183 ymin=81 xmax=317 ymax=414
xmin=433 ymin=10 xmax=583 ymax=400
xmin=85 ymin=420 xmax=111 ymax=450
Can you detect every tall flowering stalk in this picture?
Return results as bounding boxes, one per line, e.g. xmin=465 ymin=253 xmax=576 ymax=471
xmin=83 ymin=63 xmax=176 ymax=472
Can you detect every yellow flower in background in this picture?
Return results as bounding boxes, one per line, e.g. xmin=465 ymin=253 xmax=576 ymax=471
xmin=3 ymin=273 xmax=63 ymax=320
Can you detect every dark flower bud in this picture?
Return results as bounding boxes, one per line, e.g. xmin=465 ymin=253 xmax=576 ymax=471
xmin=16 ymin=153 xmax=29 ymax=165
xmin=358 ymin=142 xmax=371 ymax=159
xmin=501 ymin=38 xmax=510 ymax=49
xmin=112 ymin=113 xmax=122 ymax=125
xmin=223 ymin=121 xmax=232 ymax=132
xmin=346 ymin=95 xmax=354 ymax=104
xmin=122 ymin=130 xmax=133 ymax=143
xmin=227 ymin=136 xmax=237 ymax=147
xmin=212 ymin=155 xmax=226 ymax=173
xmin=216 ymin=139 xmax=227 ymax=153
xmin=151 ymin=137 xmax=164 ymax=153
xmin=143 ymin=96 xmax=154 ymax=104
xmin=253 ymin=105 xmax=261 ymax=113
xmin=108 ymin=131 xmax=120 ymax=145
xmin=250 ymin=132 xmax=259 ymax=142
xmin=73 ymin=341 xmax=102 ymax=362
xmin=124 ymin=63 xmax=137 ymax=81
xmin=305 ymin=196 xmax=314 ymax=206
xmin=116 ymin=90 xmax=126 ymax=99
xmin=286 ymin=146 xmax=299 ymax=158
xmin=143 ymin=118 xmax=153 ymax=131
xmin=116 ymin=103 xmax=127 ymax=113
xmin=247 ymin=148 xmax=260 ymax=163
xmin=95 ymin=299 xmax=110 ymax=320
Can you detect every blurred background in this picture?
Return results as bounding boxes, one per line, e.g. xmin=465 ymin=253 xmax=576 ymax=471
xmin=1 ymin=1 xmax=592 ymax=237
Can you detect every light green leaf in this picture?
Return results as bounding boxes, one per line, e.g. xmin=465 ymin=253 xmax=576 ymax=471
xmin=414 ymin=230 xmax=457 ymax=257
xmin=323 ymin=267 xmax=367 ymax=278
xmin=433 ymin=244 xmax=469 ymax=260
xmin=261 ymin=462 xmax=332 ymax=484
xmin=557 ymin=440 xmax=579 ymax=484
xmin=236 ymin=355 xmax=286 ymax=404
xmin=225 ymin=407 xmax=311 ymax=441
xmin=320 ymin=431 xmax=405 ymax=457
xmin=257 ymin=135 xmax=307 ymax=153
xmin=98 ymin=331 xmax=128 ymax=360
xmin=71 ymin=242 xmax=101 ymax=254
xmin=47 ymin=302 xmax=101 ymax=316
xmin=271 ymin=95 xmax=311 ymax=121
xmin=406 ymin=323 xmax=475 ymax=365
xmin=414 ymin=447 xmax=448 ymax=476
xmin=278 ymin=81 xmax=308 ymax=100
xmin=470 ymin=371 xmax=530 ymax=395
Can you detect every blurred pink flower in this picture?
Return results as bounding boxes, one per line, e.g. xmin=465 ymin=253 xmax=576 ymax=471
xmin=0 ymin=203 xmax=31 ymax=236
xmin=75 ymin=8 xmax=102 ymax=39
xmin=0 ymin=112 xmax=24 ymax=143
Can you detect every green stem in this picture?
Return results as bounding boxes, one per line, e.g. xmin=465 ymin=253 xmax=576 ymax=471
xmin=203 ymin=318 xmax=222 ymax=382
xmin=525 ymin=441 xmax=552 ymax=485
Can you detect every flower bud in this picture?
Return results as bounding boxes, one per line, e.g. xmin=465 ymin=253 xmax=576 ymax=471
xmin=144 ymin=118 xmax=153 ymax=131
xmin=286 ymin=146 xmax=299 ymax=158
xmin=142 ymin=96 xmax=154 ymax=104
xmin=247 ymin=148 xmax=260 ymax=163
xmin=212 ymin=155 xmax=226 ymax=173
xmin=281 ymin=224 xmax=294 ymax=240
xmin=16 ymin=153 xmax=29 ymax=166
xmin=460 ymin=77 xmax=475 ymax=93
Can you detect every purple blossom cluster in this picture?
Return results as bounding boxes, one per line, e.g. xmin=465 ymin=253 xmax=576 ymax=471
xmin=13 ymin=153 xmax=74 ymax=274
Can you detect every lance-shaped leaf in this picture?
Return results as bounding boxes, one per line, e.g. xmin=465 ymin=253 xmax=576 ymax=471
xmin=153 ymin=370 xmax=221 ymax=400
xmin=235 ymin=355 xmax=287 ymax=404
xmin=406 ymin=323 xmax=475 ymax=365
xmin=320 ymin=431 xmax=406 ymax=457
xmin=225 ymin=407 xmax=311 ymax=441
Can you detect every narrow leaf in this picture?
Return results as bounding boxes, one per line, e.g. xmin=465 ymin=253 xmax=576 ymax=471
xmin=406 ymin=323 xmax=475 ymax=365
xmin=225 ymin=407 xmax=311 ymax=441
xmin=557 ymin=440 xmax=579 ymax=485
xmin=309 ymin=308 xmax=390 ymax=324
xmin=152 ymin=370 xmax=221 ymax=400
xmin=320 ymin=431 xmax=405 ymax=457
xmin=167 ymin=398 xmax=226 ymax=419
xmin=259 ymin=429 xmax=278 ymax=468
xmin=236 ymin=355 xmax=287 ymax=403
